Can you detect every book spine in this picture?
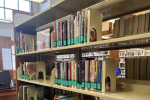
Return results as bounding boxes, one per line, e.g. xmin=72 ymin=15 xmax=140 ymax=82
xmin=53 ymin=22 xmax=57 ymax=48
xmin=59 ymin=22 xmax=63 ymax=47
xmin=71 ymin=16 xmax=74 ymax=45
xmin=81 ymin=11 xmax=84 ymax=44
xmin=55 ymin=62 xmax=58 ymax=84
xmin=64 ymin=62 xmax=66 ymax=87
xmin=97 ymin=60 xmax=102 ymax=91
xmin=88 ymin=61 xmax=91 ymax=90
xmin=61 ymin=63 xmax=63 ymax=85
xmin=70 ymin=62 xmax=72 ymax=87
xmin=74 ymin=17 xmax=77 ymax=45
xmin=94 ymin=60 xmax=98 ymax=91
xmin=85 ymin=61 xmax=88 ymax=90
xmin=76 ymin=12 xmax=79 ymax=44
xmin=81 ymin=60 xmax=85 ymax=89
xmin=84 ymin=10 xmax=87 ymax=43
xmin=79 ymin=12 xmax=82 ymax=44
xmin=63 ymin=21 xmax=67 ymax=46
xmin=58 ymin=62 xmax=61 ymax=85
xmin=67 ymin=18 xmax=71 ymax=46
xmin=73 ymin=61 xmax=76 ymax=88
xmin=62 ymin=62 xmax=64 ymax=86
xmin=66 ymin=62 xmax=69 ymax=87
xmin=56 ymin=22 xmax=60 ymax=47
xmin=90 ymin=60 xmax=95 ymax=91
xmin=77 ymin=61 xmax=79 ymax=89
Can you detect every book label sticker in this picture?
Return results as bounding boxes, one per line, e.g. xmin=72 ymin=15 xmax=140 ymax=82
xmin=69 ymin=80 xmax=72 ymax=85
xmin=71 ymin=38 xmax=74 ymax=44
xmin=88 ymin=83 xmax=90 ymax=88
xmin=91 ymin=82 xmax=94 ymax=89
xmin=82 ymin=82 xmax=84 ymax=87
xmin=94 ymin=83 xmax=97 ymax=89
xmin=68 ymin=39 xmax=70 ymax=45
xmin=85 ymin=81 xmax=88 ymax=88
xmin=97 ymin=83 xmax=102 ymax=90
xmin=55 ymin=78 xmax=58 ymax=84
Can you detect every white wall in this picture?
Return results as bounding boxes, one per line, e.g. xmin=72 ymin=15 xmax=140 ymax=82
xmin=0 ymin=22 xmax=14 ymax=41
xmin=32 ymin=2 xmax=40 ymax=14
xmin=40 ymin=0 xmax=50 ymax=12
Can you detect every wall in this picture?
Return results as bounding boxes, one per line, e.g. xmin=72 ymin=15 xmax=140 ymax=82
xmin=32 ymin=2 xmax=40 ymax=14
xmin=40 ymin=0 xmax=50 ymax=12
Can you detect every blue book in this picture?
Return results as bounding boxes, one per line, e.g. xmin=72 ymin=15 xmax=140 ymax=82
xmin=97 ymin=60 xmax=102 ymax=91
xmin=35 ymin=85 xmax=44 ymax=100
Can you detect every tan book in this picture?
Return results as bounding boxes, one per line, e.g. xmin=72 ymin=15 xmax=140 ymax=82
xmin=124 ymin=17 xmax=129 ymax=36
xmin=134 ymin=57 xmax=140 ymax=80
xmin=129 ymin=58 xmax=134 ymax=79
xmin=128 ymin=17 xmax=133 ymax=35
xmin=114 ymin=20 xmax=120 ymax=38
xmin=120 ymin=16 xmax=125 ymax=37
xmin=145 ymin=13 xmax=149 ymax=33
xmin=147 ymin=57 xmax=150 ymax=80
xmin=140 ymin=57 xmax=147 ymax=80
xmin=133 ymin=15 xmax=138 ymax=35
xmin=138 ymin=15 xmax=142 ymax=34
xmin=141 ymin=14 xmax=145 ymax=34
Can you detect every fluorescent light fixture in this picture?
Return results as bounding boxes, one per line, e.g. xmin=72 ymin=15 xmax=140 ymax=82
xmin=27 ymin=0 xmax=47 ymax=3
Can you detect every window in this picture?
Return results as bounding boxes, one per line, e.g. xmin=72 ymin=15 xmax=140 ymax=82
xmin=0 ymin=0 xmax=31 ymax=21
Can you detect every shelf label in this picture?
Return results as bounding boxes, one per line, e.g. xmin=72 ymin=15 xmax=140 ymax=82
xmin=88 ymin=82 xmax=90 ymax=88
xmin=94 ymin=83 xmax=97 ymax=89
xmin=82 ymin=82 xmax=84 ymax=88
xmin=91 ymin=82 xmax=94 ymax=89
xmin=55 ymin=78 xmax=58 ymax=84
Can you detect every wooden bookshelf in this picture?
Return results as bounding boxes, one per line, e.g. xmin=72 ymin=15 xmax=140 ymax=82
xmin=14 ymin=0 xmax=150 ymax=100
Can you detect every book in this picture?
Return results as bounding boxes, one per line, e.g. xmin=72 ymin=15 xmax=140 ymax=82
xmin=63 ymin=21 xmax=67 ymax=46
xmin=138 ymin=15 xmax=142 ymax=34
xmin=71 ymin=16 xmax=74 ymax=45
xmin=58 ymin=62 xmax=61 ymax=85
xmin=88 ymin=60 xmax=90 ymax=90
xmin=85 ymin=60 xmax=89 ymax=90
xmin=74 ymin=17 xmax=77 ymax=44
xmin=124 ymin=17 xmax=129 ymax=36
xmin=77 ymin=61 xmax=79 ymax=89
xmin=67 ymin=17 xmax=71 ymax=46
xmin=147 ymin=57 xmax=150 ymax=80
xmin=15 ymin=30 xmax=20 ymax=53
xmin=26 ymin=62 xmax=36 ymax=80
xmin=56 ymin=22 xmax=60 ymax=47
xmin=97 ymin=60 xmax=102 ymax=91
xmin=81 ymin=60 xmax=85 ymax=89
xmin=141 ymin=14 xmax=146 ymax=33
xmin=94 ymin=60 xmax=98 ymax=91
xmin=140 ymin=57 xmax=147 ymax=80
xmin=90 ymin=60 xmax=95 ymax=91
xmin=120 ymin=16 xmax=125 ymax=37
xmin=145 ymin=13 xmax=150 ymax=32
xmin=128 ymin=17 xmax=133 ymax=35
xmin=133 ymin=15 xmax=138 ymax=35
xmin=35 ymin=85 xmax=44 ymax=100
xmin=134 ymin=57 xmax=140 ymax=80
xmin=53 ymin=22 xmax=57 ymax=48
xmin=37 ymin=28 xmax=50 ymax=50
xmin=79 ymin=12 xmax=82 ymax=44
xmin=59 ymin=22 xmax=63 ymax=47
xmin=84 ymin=10 xmax=88 ymax=43
xmin=55 ymin=62 xmax=58 ymax=84
xmin=60 ymin=62 xmax=64 ymax=86
xmin=68 ymin=61 xmax=70 ymax=87
xmin=72 ymin=61 xmax=76 ymax=88
xmin=81 ymin=11 xmax=84 ymax=43
xmin=20 ymin=31 xmax=25 ymax=53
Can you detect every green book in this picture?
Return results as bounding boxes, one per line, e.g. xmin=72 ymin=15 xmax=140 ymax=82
xmin=56 ymin=22 xmax=60 ymax=47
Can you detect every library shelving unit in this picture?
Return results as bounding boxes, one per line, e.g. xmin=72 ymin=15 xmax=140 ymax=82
xmin=14 ymin=0 xmax=150 ymax=100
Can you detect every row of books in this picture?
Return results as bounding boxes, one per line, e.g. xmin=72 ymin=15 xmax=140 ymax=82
xmin=82 ymin=51 xmax=109 ymax=57
xmin=53 ymin=10 xmax=89 ymax=48
xmin=55 ymin=60 xmax=105 ymax=92
xmin=113 ymin=12 xmax=150 ymax=38
xmin=15 ymin=30 xmax=36 ymax=54
xmin=126 ymin=57 xmax=150 ymax=80
xmin=18 ymin=85 xmax=44 ymax=100
xmin=119 ymin=50 xmax=146 ymax=57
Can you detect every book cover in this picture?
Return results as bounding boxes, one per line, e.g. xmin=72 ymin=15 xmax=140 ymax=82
xmin=85 ymin=60 xmax=88 ymax=90
xmin=84 ymin=10 xmax=88 ymax=43
xmin=56 ymin=22 xmax=60 ymax=47
xmin=35 ymin=85 xmax=44 ymax=100
xmin=63 ymin=21 xmax=67 ymax=46
xmin=81 ymin=60 xmax=85 ymax=89
xmin=97 ymin=60 xmax=102 ymax=91
xmin=94 ymin=60 xmax=98 ymax=91
xmin=59 ymin=22 xmax=63 ymax=47
xmin=71 ymin=16 xmax=74 ymax=45
xmin=55 ymin=62 xmax=58 ymax=84
xmin=79 ymin=12 xmax=82 ymax=44
xmin=81 ymin=11 xmax=84 ymax=43
xmin=53 ymin=22 xmax=57 ymax=48
xmin=20 ymin=31 xmax=25 ymax=53
xmin=15 ymin=30 xmax=20 ymax=53
xmin=37 ymin=28 xmax=50 ymax=50
xmin=120 ymin=16 xmax=125 ymax=37
xmin=67 ymin=17 xmax=71 ymax=46
xmin=90 ymin=60 xmax=95 ymax=91
xmin=26 ymin=62 xmax=36 ymax=80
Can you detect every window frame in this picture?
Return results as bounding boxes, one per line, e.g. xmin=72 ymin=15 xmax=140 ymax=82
xmin=0 ymin=0 xmax=31 ymax=21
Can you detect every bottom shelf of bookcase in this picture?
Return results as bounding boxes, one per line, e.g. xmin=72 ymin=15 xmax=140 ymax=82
xmin=18 ymin=79 xmax=150 ymax=100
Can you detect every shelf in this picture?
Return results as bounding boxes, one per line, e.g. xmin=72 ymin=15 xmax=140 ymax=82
xmin=18 ymin=79 xmax=52 ymax=87
xmin=82 ymin=54 xmax=109 ymax=57
xmin=16 ymin=33 xmax=150 ymax=56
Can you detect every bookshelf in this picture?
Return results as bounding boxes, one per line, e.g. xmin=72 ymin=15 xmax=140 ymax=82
xmin=14 ymin=0 xmax=150 ymax=100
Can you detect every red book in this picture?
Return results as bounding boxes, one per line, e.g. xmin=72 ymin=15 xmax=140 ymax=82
xmin=59 ymin=22 xmax=63 ymax=47
xmin=53 ymin=22 xmax=57 ymax=48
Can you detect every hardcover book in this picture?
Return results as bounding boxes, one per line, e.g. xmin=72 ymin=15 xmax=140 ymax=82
xmin=81 ymin=60 xmax=85 ymax=89
xmin=97 ymin=60 xmax=102 ymax=91
xmin=90 ymin=60 xmax=95 ymax=91
xmin=59 ymin=22 xmax=63 ymax=47
xmin=81 ymin=11 xmax=84 ymax=43
xmin=84 ymin=10 xmax=88 ymax=43
xmin=67 ymin=17 xmax=71 ymax=46
xmin=53 ymin=22 xmax=57 ymax=48
xmin=56 ymin=22 xmax=60 ymax=47
xmin=26 ymin=62 xmax=36 ymax=80
xmin=37 ymin=28 xmax=50 ymax=50
xmin=85 ymin=60 xmax=89 ymax=90
xmin=63 ymin=21 xmax=67 ymax=46
xmin=71 ymin=16 xmax=74 ymax=45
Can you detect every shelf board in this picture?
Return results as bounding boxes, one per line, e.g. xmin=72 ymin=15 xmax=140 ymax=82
xmin=18 ymin=79 xmax=52 ymax=87
xmin=18 ymin=79 xmax=150 ymax=100
xmin=16 ymin=33 xmax=150 ymax=56
xmin=52 ymin=85 xmax=150 ymax=100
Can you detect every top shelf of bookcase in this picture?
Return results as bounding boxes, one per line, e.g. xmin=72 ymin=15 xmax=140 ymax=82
xmin=16 ymin=33 xmax=150 ymax=56
xmin=15 ymin=0 xmax=150 ymax=30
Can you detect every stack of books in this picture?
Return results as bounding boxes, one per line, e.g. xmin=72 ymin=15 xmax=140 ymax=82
xmin=55 ymin=60 xmax=105 ymax=92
